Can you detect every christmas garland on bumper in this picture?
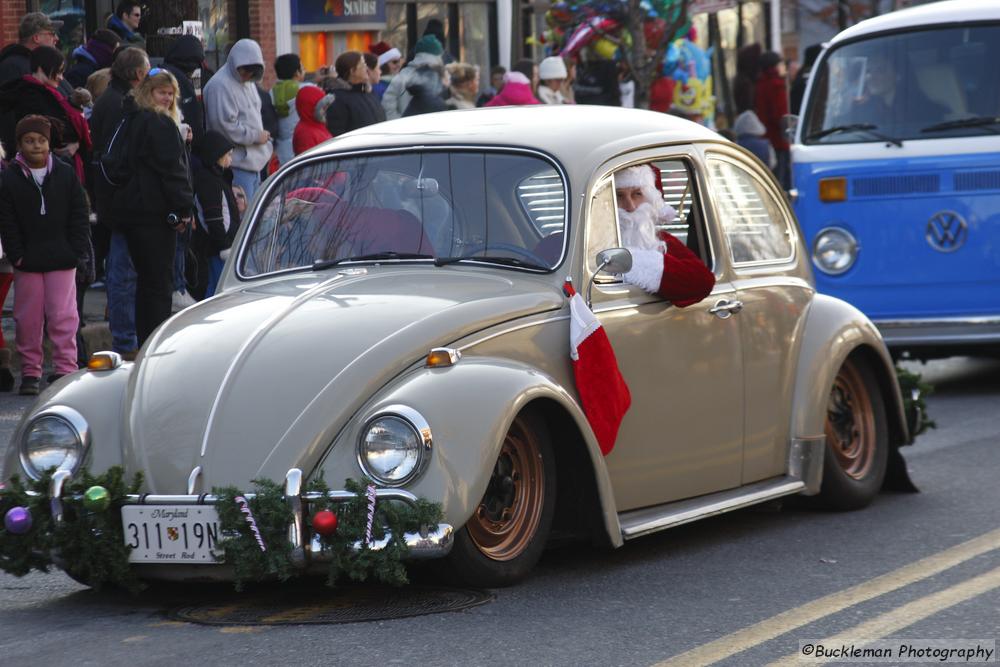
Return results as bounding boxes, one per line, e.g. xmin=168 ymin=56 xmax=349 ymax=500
xmin=0 ymin=468 xmax=441 ymax=593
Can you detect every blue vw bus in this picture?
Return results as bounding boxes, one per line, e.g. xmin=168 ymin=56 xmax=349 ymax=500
xmin=792 ymin=0 xmax=1000 ymax=358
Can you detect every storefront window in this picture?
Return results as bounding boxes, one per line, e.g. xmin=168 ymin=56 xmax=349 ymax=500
xmin=458 ymin=3 xmax=489 ymax=76
xmin=384 ymin=4 xmax=410 ymax=56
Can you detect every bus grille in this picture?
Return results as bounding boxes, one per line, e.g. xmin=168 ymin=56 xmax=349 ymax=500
xmin=954 ymin=171 xmax=1000 ymax=191
xmin=852 ymin=175 xmax=940 ymax=197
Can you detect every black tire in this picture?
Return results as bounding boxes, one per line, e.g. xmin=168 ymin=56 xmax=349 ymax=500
xmin=444 ymin=411 xmax=556 ymax=587
xmin=816 ymin=357 xmax=889 ymax=511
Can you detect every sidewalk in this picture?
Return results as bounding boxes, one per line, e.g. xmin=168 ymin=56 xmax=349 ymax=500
xmin=2 ymin=284 xmax=112 ymax=371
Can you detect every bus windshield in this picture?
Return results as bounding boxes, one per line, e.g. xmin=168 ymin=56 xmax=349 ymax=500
xmin=803 ymin=24 xmax=1000 ymax=145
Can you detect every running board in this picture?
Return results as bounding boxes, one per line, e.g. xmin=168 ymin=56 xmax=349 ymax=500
xmin=619 ymin=476 xmax=806 ymax=540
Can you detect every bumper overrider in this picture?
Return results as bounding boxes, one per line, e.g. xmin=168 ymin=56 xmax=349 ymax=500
xmin=47 ymin=468 xmax=454 ymax=568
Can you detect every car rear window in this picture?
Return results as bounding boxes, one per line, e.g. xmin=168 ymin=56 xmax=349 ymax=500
xmin=239 ymin=150 xmax=568 ymax=277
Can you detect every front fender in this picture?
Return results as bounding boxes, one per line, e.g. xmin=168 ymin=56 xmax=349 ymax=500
xmin=2 ymin=366 xmax=131 ymax=484
xmin=313 ymin=356 xmax=622 ymax=545
xmin=791 ymin=294 xmax=909 ymax=447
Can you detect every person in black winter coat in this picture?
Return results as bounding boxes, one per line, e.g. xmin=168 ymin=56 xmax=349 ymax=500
xmin=89 ymin=48 xmax=148 ymax=356
xmin=192 ymin=130 xmax=240 ymax=298
xmin=110 ymin=70 xmax=194 ymax=346
xmin=325 ymin=51 xmax=386 ymax=136
xmin=790 ymin=44 xmax=822 ymax=116
xmin=402 ymin=66 xmax=448 ymax=116
xmin=0 ymin=115 xmax=90 ymax=393
xmin=733 ymin=43 xmax=762 ymax=113
xmin=162 ymin=35 xmax=207 ymax=147
xmin=64 ymin=29 xmax=120 ymax=89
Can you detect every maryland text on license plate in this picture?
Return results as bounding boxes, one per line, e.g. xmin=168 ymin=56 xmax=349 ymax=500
xmin=121 ymin=505 xmax=222 ymax=563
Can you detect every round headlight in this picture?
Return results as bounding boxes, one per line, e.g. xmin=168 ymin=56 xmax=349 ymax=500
xmin=357 ymin=407 xmax=431 ymax=486
xmin=812 ymin=227 xmax=858 ymax=275
xmin=19 ymin=408 xmax=88 ymax=479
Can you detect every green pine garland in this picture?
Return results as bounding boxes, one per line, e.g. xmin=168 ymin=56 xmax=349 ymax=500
xmin=0 ymin=467 xmax=144 ymax=592
xmin=213 ymin=476 xmax=443 ymax=590
xmin=896 ymin=365 xmax=936 ymax=437
xmin=213 ymin=478 xmax=295 ymax=591
xmin=306 ymin=476 xmax=443 ymax=588
xmin=2 ymin=468 xmax=442 ymax=593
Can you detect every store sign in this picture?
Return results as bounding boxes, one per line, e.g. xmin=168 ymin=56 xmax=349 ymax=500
xmin=690 ymin=0 xmax=738 ymax=14
xmin=291 ymin=0 xmax=386 ymax=27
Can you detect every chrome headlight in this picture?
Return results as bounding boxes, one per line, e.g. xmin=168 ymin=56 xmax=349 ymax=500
xmin=812 ymin=227 xmax=858 ymax=275
xmin=357 ymin=406 xmax=431 ymax=486
xmin=19 ymin=407 xmax=89 ymax=480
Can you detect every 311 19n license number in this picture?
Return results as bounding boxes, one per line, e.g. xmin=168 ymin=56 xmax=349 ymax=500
xmin=121 ymin=505 xmax=222 ymax=564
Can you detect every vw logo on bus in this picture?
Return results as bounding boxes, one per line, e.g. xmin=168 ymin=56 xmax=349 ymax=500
xmin=925 ymin=211 xmax=968 ymax=253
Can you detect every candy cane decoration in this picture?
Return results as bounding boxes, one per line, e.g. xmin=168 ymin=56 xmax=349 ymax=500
xmin=235 ymin=496 xmax=267 ymax=552
xmin=364 ymin=485 xmax=377 ymax=546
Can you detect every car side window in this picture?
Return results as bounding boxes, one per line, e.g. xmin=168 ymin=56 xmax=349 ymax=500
xmin=609 ymin=159 xmax=713 ymax=270
xmin=707 ymin=157 xmax=793 ymax=265
xmin=586 ymin=179 xmax=620 ymax=278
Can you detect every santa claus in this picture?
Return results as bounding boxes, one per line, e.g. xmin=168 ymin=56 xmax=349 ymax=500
xmin=614 ymin=164 xmax=715 ymax=307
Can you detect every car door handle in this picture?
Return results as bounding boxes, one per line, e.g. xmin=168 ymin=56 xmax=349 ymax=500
xmin=709 ymin=299 xmax=744 ymax=319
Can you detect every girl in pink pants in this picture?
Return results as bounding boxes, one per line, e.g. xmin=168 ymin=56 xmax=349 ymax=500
xmin=0 ymin=115 xmax=90 ymax=395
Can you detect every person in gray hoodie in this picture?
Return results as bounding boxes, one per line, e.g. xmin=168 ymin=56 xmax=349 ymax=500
xmin=381 ymin=35 xmax=445 ymax=120
xmin=203 ymin=39 xmax=272 ymax=201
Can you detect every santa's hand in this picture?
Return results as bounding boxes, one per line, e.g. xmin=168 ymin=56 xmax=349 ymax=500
xmin=622 ymin=248 xmax=666 ymax=294
xmin=219 ymin=248 xmax=231 ymax=261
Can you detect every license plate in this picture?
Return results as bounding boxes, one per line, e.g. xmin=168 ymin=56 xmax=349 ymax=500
xmin=121 ymin=505 xmax=222 ymax=564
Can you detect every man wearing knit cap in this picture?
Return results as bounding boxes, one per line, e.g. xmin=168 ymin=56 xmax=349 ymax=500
xmin=381 ymin=35 xmax=444 ymax=120
xmin=613 ymin=164 xmax=714 ymax=306
xmin=0 ymin=12 xmax=63 ymax=87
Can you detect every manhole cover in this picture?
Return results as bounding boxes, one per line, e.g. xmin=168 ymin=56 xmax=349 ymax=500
xmin=169 ymin=584 xmax=493 ymax=625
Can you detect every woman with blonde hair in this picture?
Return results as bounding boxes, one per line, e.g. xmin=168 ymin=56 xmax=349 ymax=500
xmin=110 ymin=67 xmax=194 ymax=345
xmin=445 ymin=63 xmax=479 ymax=110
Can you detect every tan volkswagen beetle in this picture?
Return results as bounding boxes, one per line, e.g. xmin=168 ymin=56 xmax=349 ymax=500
xmin=2 ymin=106 xmax=913 ymax=586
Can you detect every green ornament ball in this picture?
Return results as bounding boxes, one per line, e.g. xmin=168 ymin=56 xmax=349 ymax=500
xmin=83 ymin=485 xmax=111 ymax=512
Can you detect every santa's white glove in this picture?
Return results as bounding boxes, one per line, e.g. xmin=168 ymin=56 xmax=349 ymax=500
xmin=622 ymin=248 xmax=666 ymax=294
xmin=219 ymin=248 xmax=231 ymax=261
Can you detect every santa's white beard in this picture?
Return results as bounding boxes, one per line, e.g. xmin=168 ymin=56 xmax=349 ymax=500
xmin=619 ymin=202 xmax=667 ymax=253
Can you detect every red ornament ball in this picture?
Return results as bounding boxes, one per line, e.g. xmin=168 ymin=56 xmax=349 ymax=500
xmin=312 ymin=509 xmax=338 ymax=536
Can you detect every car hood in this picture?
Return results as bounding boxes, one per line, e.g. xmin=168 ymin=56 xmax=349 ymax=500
xmin=124 ymin=267 xmax=562 ymax=493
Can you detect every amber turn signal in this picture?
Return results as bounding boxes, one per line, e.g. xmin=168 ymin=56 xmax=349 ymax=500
xmin=87 ymin=351 xmax=123 ymax=371
xmin=426 ymin=347 xmax=461 ymax=368
xmin=819 ymin=177 xmax=848 ymax=202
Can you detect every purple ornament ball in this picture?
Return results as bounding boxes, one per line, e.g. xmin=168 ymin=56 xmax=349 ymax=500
xmin=4 ymin=506 xmax=32 ymax=534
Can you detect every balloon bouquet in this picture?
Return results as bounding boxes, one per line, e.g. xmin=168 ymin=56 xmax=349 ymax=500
xmin=532 ymin=0 xmax=715 ymax=127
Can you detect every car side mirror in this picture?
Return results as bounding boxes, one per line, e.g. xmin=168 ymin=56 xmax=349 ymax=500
xmin=587 ymin=247 xmax=632 ymax=307
xmin=782 ymin=114 xmax=799 ymax=143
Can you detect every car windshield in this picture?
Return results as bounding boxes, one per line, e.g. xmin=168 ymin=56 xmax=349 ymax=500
xmin=239 ymin=150 xmax=568 ymax=277
xmin=803 ymin=24 xmax=1000 ymax=144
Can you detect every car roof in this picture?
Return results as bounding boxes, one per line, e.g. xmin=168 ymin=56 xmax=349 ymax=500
xmin=304 ymin=105 xmax=723 ymax=163
xmin=832 ymin=0 xmax=1000 ymax=45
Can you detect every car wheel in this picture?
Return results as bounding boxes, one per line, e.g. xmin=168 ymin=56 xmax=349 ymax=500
xmin=445 ymin=411 xmax=556 ymax=587
xmin=816 ymin=357 xmax=889 ymax=510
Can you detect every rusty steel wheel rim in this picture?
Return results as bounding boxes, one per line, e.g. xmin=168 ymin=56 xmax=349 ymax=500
xmin=825 ymin=363 xmax=876 ymax=480
xmin=466 ymin=418 xmax=545 ymax=562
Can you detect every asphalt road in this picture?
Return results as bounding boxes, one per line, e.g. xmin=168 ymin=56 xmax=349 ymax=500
xmin=0 ymin=357 xmax=997 ymax=667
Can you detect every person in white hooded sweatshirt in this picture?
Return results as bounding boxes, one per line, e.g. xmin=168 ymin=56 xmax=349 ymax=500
xmin=203 ymin=39 xmax=272 ymax=202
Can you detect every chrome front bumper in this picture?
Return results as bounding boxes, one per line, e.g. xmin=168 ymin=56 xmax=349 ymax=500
xmin=47 ymin=468 xmax=454 ymax=568
xmin=876 ymin=316 xmax=1000 ymax=347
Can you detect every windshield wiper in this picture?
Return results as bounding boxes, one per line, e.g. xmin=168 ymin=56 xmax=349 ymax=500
xmin=920 ymin=116 xmax=1000 ymax=134
xmin=807 ymin=123 xmax=903 ymax=147
xmin=312 ymin=252 xmax=433 ymax=271
xmin=434 ymin=255 xmax=549 ymax=271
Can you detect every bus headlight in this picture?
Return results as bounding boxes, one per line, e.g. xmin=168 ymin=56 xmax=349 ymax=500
xmin=812 ymin=227 xmax=858 ymax=275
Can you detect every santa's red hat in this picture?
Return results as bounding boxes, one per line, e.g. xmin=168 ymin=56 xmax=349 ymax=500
xmin=370 ymin=41 xmax=392 ymax=56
